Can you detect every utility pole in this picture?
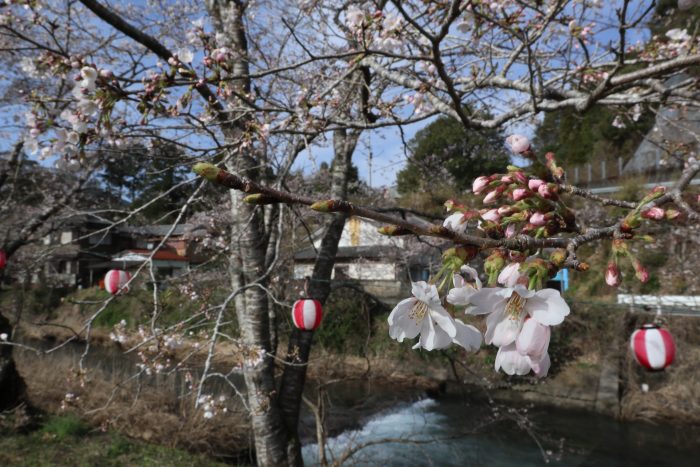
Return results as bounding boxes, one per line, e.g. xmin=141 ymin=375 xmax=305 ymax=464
xmin=367 ymin=145 xmax=373 ymax=188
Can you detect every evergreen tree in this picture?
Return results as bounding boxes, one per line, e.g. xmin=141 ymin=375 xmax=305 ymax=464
xmin=396 ymin=115 xmax=509 ymax=195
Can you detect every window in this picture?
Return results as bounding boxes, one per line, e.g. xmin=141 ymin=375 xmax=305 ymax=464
xmin=60 ymin=231 xmax=73 ymax=244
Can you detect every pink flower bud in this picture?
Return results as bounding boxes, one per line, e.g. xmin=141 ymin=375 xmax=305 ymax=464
xmin=641 ymin=207 xmax=664 ymax=220
xmin=633 ymin=260 xmax=649 ymax=283
xmin=605 ymin=261 xmax=621 ymax=287
xmin=528 ymin=178 xmax=544 ymax=191
xmin=505 ymin=134 xmax=531 ymax=154
xmin=472 ymin=176 xmax=490 ymax=194
xmin=530 ymin=212 xmax=547 ymax=226
xmin=505 ymin=223 xmax=517 ymax=238
xmin=513 ymin=171 xmax=528 ymax=185
xmin=483 ymin=189 xmax=500 ymax=204
xmin=498 ymin=206 xmax=513 ymax=216
xmin=537 ymin=183 xmax=556 ymax=199
xmin=481 ymin=209 xmax=501 ymax=223
xmin=500 ymin=175 xmax=514 ymax=184
xmin=512 ymin=188 xmax=531 ymax=201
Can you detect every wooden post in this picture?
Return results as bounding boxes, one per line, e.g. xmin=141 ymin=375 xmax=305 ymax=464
xmin=618 ymin=157 xmax=623 ymax=178
xmin=601 ymin=160 xmax=606 ymax=180
xmin=574 ymin=166 xmax=579 ymax=183
xmin=587 ymin=163 xmax=592 ymax=184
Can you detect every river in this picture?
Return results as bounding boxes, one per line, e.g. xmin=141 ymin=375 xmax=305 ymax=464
xmin=302 ymin=396 xmax=700 ymax=466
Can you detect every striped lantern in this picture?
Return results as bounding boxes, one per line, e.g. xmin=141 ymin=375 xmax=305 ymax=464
xmin=104 ymin=269 xmax=132 ymax=295
xmin=0 ymin=250 xmax=6 ymax=270
xmin=292 ymin=299 xmax=323 ymax=331
xmin=630 ymin=324 xmax=676 ymax=371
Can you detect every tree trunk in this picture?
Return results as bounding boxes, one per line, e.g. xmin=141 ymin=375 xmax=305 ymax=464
xmin=0 ymin=271 xmax=27 ymax=411
xmin=278 ymin=129 xmax=359 ymax=465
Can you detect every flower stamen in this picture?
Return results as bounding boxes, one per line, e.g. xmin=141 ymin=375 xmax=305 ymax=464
xmin=505 ymin=293 xmax=527 ymax=317
xmin=409 ymin=300 xmax=429 ymax=322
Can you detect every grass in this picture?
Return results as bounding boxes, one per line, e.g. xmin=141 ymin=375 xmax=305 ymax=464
xmin=0 ymin=416 xmax=231 ymax=466
xmin=40 ymin=414 xmax=90 ymax=440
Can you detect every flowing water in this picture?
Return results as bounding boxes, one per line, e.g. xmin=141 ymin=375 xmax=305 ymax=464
xmin=302 ymin=396 xmax=700 ymax=466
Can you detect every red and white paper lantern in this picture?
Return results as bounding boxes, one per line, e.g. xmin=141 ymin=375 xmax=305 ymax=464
xmin=630 ymin=324 xmax=676 ymax=371
xmin=292 ymin=299 xmax=323 ymax=331
xmin=104 ymin=269 xmax=132 ymax=295
xmin=0 ymin=250 xmax=6 ymax=270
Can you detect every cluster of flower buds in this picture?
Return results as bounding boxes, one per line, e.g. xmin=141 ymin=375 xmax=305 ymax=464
xmin=605 ymin=238 xmax=650 ymax=288
xmin=444 ymin=151 xmax=575 ymax=243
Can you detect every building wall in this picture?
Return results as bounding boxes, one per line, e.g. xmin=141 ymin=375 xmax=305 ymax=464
xmin=314 ymin=217 xmax=405 ymax=249
xmin=293 ymin=261 xmax=397 ymax=281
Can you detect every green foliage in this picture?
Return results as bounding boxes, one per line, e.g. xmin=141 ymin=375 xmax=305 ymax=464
xmin=99 ymin=141 xmax=190 ymax=222
xmin=313 ymin=287 xmax=379 ymax=355
xmin=64 ymin=286 xmax=220 ymax=330
xmin=40 ymin=415 xmax=90 ymax=440
xmin=396 ymin=114 xmax=509 ymax=195
xmin=534 ymin=106 xmax=654 ymax=167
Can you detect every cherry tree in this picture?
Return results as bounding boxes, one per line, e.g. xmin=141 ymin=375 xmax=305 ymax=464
xmin=1 ymin=0 xmax=699 ymax=466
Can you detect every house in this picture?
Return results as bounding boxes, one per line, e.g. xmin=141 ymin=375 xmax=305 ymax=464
xmin=293 ymin=215 xmax=443 ymax=305
xmin=40 ymin=215 xmax=131 ymax=288
xmin=39 ymin=216 xmax=207 ymax=288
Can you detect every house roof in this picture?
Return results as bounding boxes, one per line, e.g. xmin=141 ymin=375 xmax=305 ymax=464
xmin=120 ymin=223 xmax=209 ymax=238
xmin=112 ymin=249 xmax=189 ymax=262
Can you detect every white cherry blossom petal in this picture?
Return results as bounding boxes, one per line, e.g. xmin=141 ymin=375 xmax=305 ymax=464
xmin=452 ymin=319 xmax=482 ymax=352
xmin=388 ymin=298 xmax=421 ymax=342
xmin=495 ymin=344 xmax=532 ymax=375
xmin=515 ymin=318 xmax=550 ymax=361
xmin=525 ymin=289 xmax=570 ymax=326
xmin=468 ymin=288 xmax=512 ymax=315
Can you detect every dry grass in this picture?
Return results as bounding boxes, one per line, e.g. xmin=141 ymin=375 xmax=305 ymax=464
xmin=13 ymin=345 xmax=252 ymax=462
xmin=621 ymin=314 xmax=700 ymax=423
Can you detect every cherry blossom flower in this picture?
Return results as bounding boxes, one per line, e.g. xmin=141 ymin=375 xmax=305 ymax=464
xmin=388 ymin=281 xmax=458 ymax=351
xmin=345 ymin=5 xmax=365 ymax=30
xmin=447 ymin=265 xmax=482 ymax=307
xmin=497 ymin=262 xmax=522 ymax=288
xmin=468 ymin=284 xmax=569 ymax=357
xmin=495 ymin=342 xmax=550 ymax=377
xmin=175 ymin=48 xmax=194 ymax=64
xmin=505 ymin=134 xmax=530 ymax=154
xmin=443 ymin=212 xmax=468 ymax=234
xmin=666 ymin=28 xmax=690 ymax=43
